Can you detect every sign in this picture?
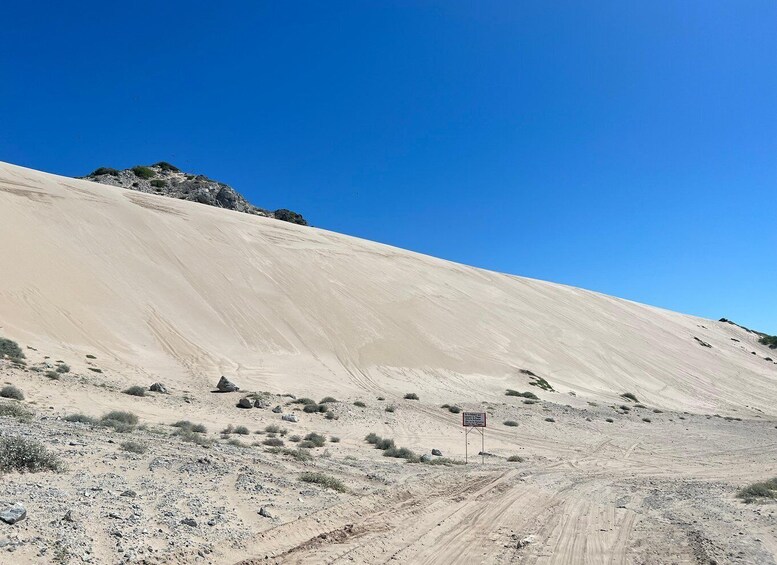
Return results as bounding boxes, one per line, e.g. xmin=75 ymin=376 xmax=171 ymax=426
xmin=462 ymin=412 xmax=486 ymax=427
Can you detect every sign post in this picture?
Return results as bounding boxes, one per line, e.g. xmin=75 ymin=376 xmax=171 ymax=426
xmin=462 ymin=412 xmax=487 ymax=464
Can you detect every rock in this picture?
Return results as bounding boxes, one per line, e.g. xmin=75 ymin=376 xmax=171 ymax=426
xmin=149 ymin=382 xmax=168 ymax=394
xmin=0 ymin=504 xmax=26 ymax=525
xmin=258 ymin=507 xmax=272 ymax=518
xmin=517 ymin=535 xmax=535 ymax=548
xmin=431 ymin=449 xmax=442 ymax=456
xmin=281 ymin=414 xmax=299 ymax=423
xmin=253 ymin=399 xmax=269 ymax=409
xmin=62 ymin=509 xmax=76 ymax=523
xmin=237 ymin=397 xmax=253 ymax=409
xmin=272 ymin=405 xmax=282 ymax=413
xmin=216 ymin=376 xmax=239 ymax=392
xmin=180 ymin=518 xmax=197 ymax=527
xmin=120 ymin=490 xmax=137 ymax=498
xmin=420 ymin=454 xmax=432 ymax=463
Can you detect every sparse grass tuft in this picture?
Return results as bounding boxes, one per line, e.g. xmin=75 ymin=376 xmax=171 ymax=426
xmin=448 ymin=405 xmax=461 ymax=413
xmin=0 ymin=402 xmax=33 ymax=421
xmin=263 ymin=438 xmax=284 ymax=447
xmin=425 ymin=457 xmax=464 ymax=466
xmin=503 ymin=420 xmax=519 ymax=427
xmin=605 ymin=418 xmax=614 ymax=423
xmin=267 ymin=447 xmax=312 ymax=461
xmin=100 ymin=411 xmax=138 ymax=432
xmin=642 ymin=418 xmax=652 ymax=423
xmin=234 ymin=425 xmax=250 ymax=435
xmin=45 ymin=371 xmax=60 ymax=380
xmin=64 ymin=413 xmax=97 ymax=424
xmin=506 ymin=390 xmax=539 ymax=399
xmin=0 ymin=385 xmax=24 ymax=400
xmin=293 ymin=397 xmax=316 ymax=405
xmin=304 ymin=432 xmax=326 ymax=447
xmin=174 ymin=428 xmax=213 ymax=447
xmin=299 ymin=472 xmax=347 ymax=492
xmin=303 ymin=403 xmax=328 ymax=413
xmin=123 ymin=385 xmax=146 ymax=397
xmin=0 ymin=436 xmax=64 ymax=473
xmin=383 ymin=447 xmax=420 ymax=462
xmin=404 ymin=393 xmax=419 ymax=400
xmin=265 ymin=425 xmax=282 ymax=433
xmin=120 ymin=441 xmax=147 ymax=454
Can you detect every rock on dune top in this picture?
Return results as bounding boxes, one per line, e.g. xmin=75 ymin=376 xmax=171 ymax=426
xmin=81 ymin=162 xmax=307 ymax=225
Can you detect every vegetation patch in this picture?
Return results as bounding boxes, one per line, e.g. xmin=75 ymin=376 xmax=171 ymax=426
xmin=385 ymin=405 xmax=396 ymax=413
xmin=303 ymin=403 xmax=329 ymax=413
xmin=447 ymin=405 xmax=462 ymax=413
xmin=174 ymin=428 xmax=213 ymax=447
xmin=299 ymin=472 xmax=346 ymax=492
xmin=172 ymin=421 xmax=207 ymax=433
xmin=234 ymin=425 xmax=250 ymax=435
xmin=153 ymin=161 xmax=179 ymax=172
xmin=100 ymin=411 xmax=139 ymax=432
xmin=383 ymin=446 xmax=420 ymax=462
xmin=304 ymin=432 xmax=326 ymax=447
xmin=90 ymin=167 xmax=119 ymax=177
xmin=123 ymin=385 xmax=146 ymax=397
xmin=319 ymin=396 xmax=338 ymax=404
xmin=404 ymin=393 xmax=419 ymax=400
xmin=503 ymin=420 xmax=519 ymax=427
xmin=0 ymin=436 xmax=64 ymax=473
xmin=528 ymin=376 xmax=554 ymax=392
xmin=56 ymin=363 xmax=70 ymax=373
xmin=274 ymin=209 xmax=308 ymax=226
xmin=506 ymin=389 xmax=538 ymax=399
xmin=0 ymin=385 xmax=24 ymax=400
xmin=0 ymin=402 xmax=33 ymax=421
xmin=131 ymin=166 xmax=155 ymax=179
xmin=150 ymin=179 xmax=167 ymax=188
xmin=507 ymin=455 xmax=525 ymax=462
xmin=263 ymin=438 xmax=284 ymax=447
xmin=693 ymin=337 xmax=712 ymax=348
xmin=267 ymin=447 xmax=311 ymax=461
xmin=759 ymin=335 xmax=777 ymax=349
xmin=737 ymin=478 xmax=777 ymax=503
xmin=64 ymin=413 xmax=97 ymax=425
xmin=120 ymin=441 xmax=147 ymax=454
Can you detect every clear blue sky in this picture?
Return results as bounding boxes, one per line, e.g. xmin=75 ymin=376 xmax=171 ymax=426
xmin=2 ymin=2 xmax=775 ymax=333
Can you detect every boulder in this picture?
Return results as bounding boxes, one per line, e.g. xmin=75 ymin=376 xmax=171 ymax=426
xmin=149 ymin=382 xmax=168 ymax=394
xmin=237 ymin=397 xmax=253 ymax=409
xmin=431 ymin=449 xmax=443 ymax=456
xmin=420 ymin=454 xmax=432 ymax=463
xmin=272 ymin=405 xmax=282 ymax=413
xmin=281 ymin=414 xmax=299 ymax=423
xmin=216 ymin=376 xmax=239 ymax=392
xmin=258 ymin=507 xmax=272 ymax=518
xmin=253 ymin=399 xmax=269 ymax=409
xmin=0 ymin=504 xmax=26 ymax=525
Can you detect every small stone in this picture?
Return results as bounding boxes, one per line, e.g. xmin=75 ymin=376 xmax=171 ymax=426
xmin=120 ymin=490 xmax=137 ymax=498
xmin=282 ymin=414 xmax=299 ymax=423
xmin=180 ymin=518 xmax=197 ymax=527
xmin=0 ymin=504 xmax=26 ymax=525
xmin=258 ymin=507 xmax=272 ymax=518
xmin=272 ymin=405 xmax=282 ymax=413
xmin=431 ymin=449 xmax=442 ymax=456
xmin=149 ymin=382 xmax=168 ymax=394
xmin=216 ymin=376 xmax=239 ymax=392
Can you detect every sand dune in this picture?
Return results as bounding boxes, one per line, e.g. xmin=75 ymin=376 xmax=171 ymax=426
xmin=1 ymin=161 xmax=774 ymax=415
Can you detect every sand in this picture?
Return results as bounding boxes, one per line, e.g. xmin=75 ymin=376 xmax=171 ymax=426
xmin=1 ymin=160 xmax=776 ymax=564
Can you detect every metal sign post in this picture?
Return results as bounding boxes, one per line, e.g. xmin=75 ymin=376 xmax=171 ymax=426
xmin=462 ymin=412 xmax=487 ymax=464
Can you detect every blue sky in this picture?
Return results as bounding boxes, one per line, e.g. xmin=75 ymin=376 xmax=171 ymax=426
xmin=2 ymin=1 xmax=776 ymax=333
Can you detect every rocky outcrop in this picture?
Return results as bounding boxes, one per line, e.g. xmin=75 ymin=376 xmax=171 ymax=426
xmin=216 ymin=376 xmax=239 ymax=392
xmin=81 ymin=162 xmax=307 ymax=225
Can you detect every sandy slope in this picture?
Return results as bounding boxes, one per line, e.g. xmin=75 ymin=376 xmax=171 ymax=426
xmin=1 ymin=161 xmax=775 ymax=416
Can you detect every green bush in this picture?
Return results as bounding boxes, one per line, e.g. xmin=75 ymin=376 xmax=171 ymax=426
xmin=131 ymin=166 xmax=155 ymax=179
xmin=299 ymin=472 xmax=346 ymax=492
xmin=303 ymin=403 xmax=328 ymax=413
xmin=759 ymin=335 xmax=777 ymax=349
xmin=506 ymin=389 xmax=537 ymax=399
xmin=503 ymin=420 xmax=519 ymax=427
xmin=425 ymin=457 xmax=464 ymax=466
xmin=0 ymin=385 xmax=24 ymax=400
xmin=65 ymin=413 xmax=96 ymax=424
xmin=365 ymin=432 xmax=380 ymax=444
xmin=120 ymin=441 xmax=147 ymax=454
xmin=383 ymin=447 xmax=419 ymax=462
xmin=56 ymin=363 xmax=70 ymax=373
xmin=234 ymin=425 xmax=250 ymax=435
xmin=263 ymin=438 xmax=284 ymax=447
xmin=267 ymin=447 xmax=311 ymax=461
xmin=90 ymin=167 xmax=119 ymax=177
xmin=0 ymin=402 xmax=33 ymax=421
xmin=153 ymin=161 xmax=179 ymax=172
xmin=404 ymin=393 xmax=419 ymax=400
xmin=304 ymin=432 xmax=326 ymax=447
xmin=0 ymin=436 xmax=64 ymax=473
xmin=123 ymin=386 xmax=146 ymax=397
xmin=100 ymin=411 xmax=138 ymax=432
xmin=150 ymin=179 xmax=167 ymax=188
xmin=375 ymin=438 xmax=395 ymax=451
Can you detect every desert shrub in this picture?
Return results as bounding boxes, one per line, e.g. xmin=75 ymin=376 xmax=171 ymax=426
xmin=365 ymin=432 xmax=380 ymax=444
xmin=234 ymin=425 xmax=250 ymax=435
xmin=319 ymin=396 xmax=338 ymax=404
xmin=506 ymin=390 xmax=538 ymax=399
xmin=100 ymin=411 xmax=138 ymax=432
xmin=56 ymin=363 xmax=70 ymax=373
xmin=523 ymin=399 xmax=538 ymax=405
xmin=0 ymin=386 xmax=24 ymax=400
xmin=150 ymin=179 xmax=167 ymax=188
xmin=507 ymin=455 xmax=525 ymax=462
xmin=45 ymin=371 xmax=60 ymax=380
xmin=123 ymin=386 xmax=146 ymax=397
xmin=353 ymin=401 xmax=366 ymax=407
xmin=440 ymin=404 xmax=450 ymax=409
xmin=304 ymin=432 xmax=326 ymax=447
xmin=385 ymin=405 xmax=396 ymax=413
xmin=383 ymin=447 xmax=419 ymax=462
xmin=289 ymin=434 xmax=301 ymax=442
xmin=528 ymin=376 xmax=554 ymax=391
xmin=0 ymin=437 xmax=64 ymax=473
xmin=120 ymin=441 xmax=147 ymax=454
xmin=503 ymin=420 xmax=519 ymax=427
xmin=299 ymin=472 xmax=346 ymax=492
xmin=263 ymin=438 xmax=284 ymax=447
xmin=174 ymin=428 xmax=213 ymax=447
xmin=303 ymin=403 xmax=328 ymax=413
xmin=267 ymin=447 xmax=312 ymax=461
xmin=621 ymin=392 xmax=638 ymax=402
xmin=545 ymin=417 xmax=556 ymax=423
xmin=294 ymin=397 xmax=316 ymax=405
xmin=265 ymin=424 xmax=281 ymax=434
xmin=90 ymin=167 xmax=119 ymax=177
xmin=375 ymin=438 xmax=396 ymax=451
xmin=325 ymin=411 xmax=338 ymax=420
xmin=448 ymin=405 xmax=462 ymax=413
xmin=425 ymin=457 xmax=464 ymax=466
xmin=191 ymin=423 xmax=207 ymax=433
xmin=131 ymin=166 xmax=155 ymax=179
xmin=274 ymin=209 xmax=308 ymax=226
xmin=64 ymin=413 xmax=96 ymax=424
xmin=153 ymin=161 xmax=179 ymax=172
xmin=759 ymin=335 xmax=777 ymax=349
xmin=227 ymin=438 xmax=248 ymax=448
xmin=653 ymin=409 xmax=663 ymax=413
xmin=299 ymin=440 xmax=316 ymax=449
xmin=221 ymin=424 xmax=234 ymax=435
xmin=737 ymin=478 xmax=777 ymax=502
xmin=330 ymin=436 xmax=340 ymax=443
xmin=404 ymin=393 xmax=419 ymax=400
xmin=0 ymin=402 xmax=33 ymax=421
